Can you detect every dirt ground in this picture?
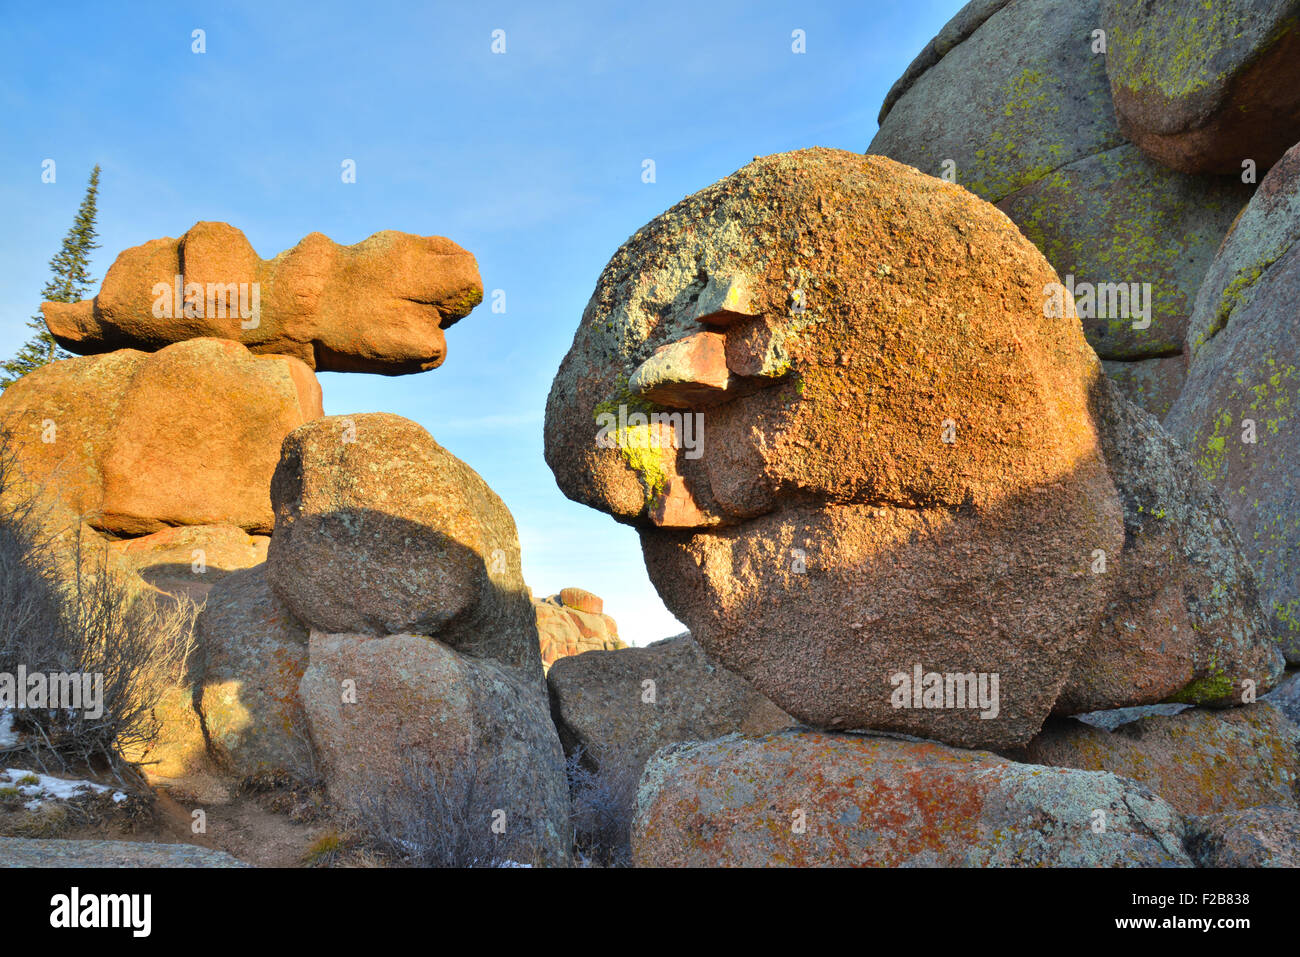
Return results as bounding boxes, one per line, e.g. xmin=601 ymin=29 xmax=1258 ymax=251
xmin=0 ymin=757 xmax=341 ymax=867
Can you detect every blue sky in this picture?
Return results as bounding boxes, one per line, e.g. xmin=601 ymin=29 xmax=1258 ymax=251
xmin=0 ymin=0 xmax=963 ymax=645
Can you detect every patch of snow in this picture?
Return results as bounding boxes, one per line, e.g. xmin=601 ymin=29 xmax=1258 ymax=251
xmin=1 ymin=767 xmax=127 ymax=807
xmin=0 ymin=710 xmax=16 ymax=748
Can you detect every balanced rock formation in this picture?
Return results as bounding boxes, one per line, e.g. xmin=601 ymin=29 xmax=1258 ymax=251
xmin=632 ymin=730 xmax=1191 ymax=867
xmin=267 ymin=413 xmax=544 ymax=683
xmin=41 ymin=222 xmax=483 ymax=375
xmin=548 ymin=632 xmax=792 ymax=777
xmin=0 ymin=337 xmax=322 ymax=536
xmin=192 ymin=565 xmax=313 ymax=781
xmin=546 ymin=147 xmax=1281 ymax=750
xmin=298 ymin=631 xmax=570 ymax=865
xmin=1167 ymin=141 xmax=1300 ymax=662
xmin=868 ymin=0 xmax=1253 ymax=414
xmin=1022 ymin=705 xmax=1300 ymax=816
xmin=1185 ymin=806 xmax=1300 ymax=867
xmin=1102 ymin=0 xmax=1300 ymax=176
xmin=534 ymin=588 xmax=624 ymax=669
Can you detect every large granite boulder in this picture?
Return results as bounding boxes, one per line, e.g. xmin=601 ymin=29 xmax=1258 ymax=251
xmin=108 ymin=523 xmax=268 ymax=602
xmin=1102 ymin=0 xmax=1300 ymax=175
xmin=0 ymin=338 xmax=322 ymax=536
xmin=193 ymin=565 xmax=313 ymax=781
xmin=1166 ymin=141 xmax=1300 ymax=661
xmin=267 ymin=413 xmax=543 ymax=683
xmin=298 ymin=631 xmax=569 ymax=866
xmin=547 ymin=633 xmax=792 ymax=777
xmin=631 ymin=730 xmax=1191 ymax=867
xmin=1022 ymin=704 xmax=1300 ymax=816
xmin=41 ymin=222 xmax=483 ymax=375
xmin=546 ymin=147 xmax=1277 ymax=749
xmin=534 ymin=590 xmax=624 ymax=670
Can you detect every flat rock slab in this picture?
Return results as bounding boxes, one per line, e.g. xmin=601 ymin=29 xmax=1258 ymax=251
xmin=0 ymin=838 xmax=248 ymax=867
xmin=632 ymin=730 xmax=1191 ymax=867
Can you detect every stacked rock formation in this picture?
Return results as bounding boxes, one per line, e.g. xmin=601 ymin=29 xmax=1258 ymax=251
xmin=41 ymin=222 xmax=482 ymax=375
xmin=534 ymin=587 xmax=625 ymax=669
xmin=268 ymin=413 xmax=570 ymax=864
xmin=545 ymin=147 xmax=1295 ymax=866
xmin=868 ymin=0 xmax=1300 ymax=420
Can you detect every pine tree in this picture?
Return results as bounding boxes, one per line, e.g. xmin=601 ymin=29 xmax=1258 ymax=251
xmin=1 ymin=165 xmax=101 ymax=388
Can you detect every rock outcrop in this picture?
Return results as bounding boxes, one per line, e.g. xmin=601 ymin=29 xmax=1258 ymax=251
xmin=534 ymin=589 xmax=624 ymax=669
xmin=1102 ymin=0 xmax=1300 ymax=176
xmin=267 ymin=413 xmax=544 ymax=683
xmin=1166 ymin=141 xmax=1300 ymax=660
xmin=631 ymin=730 xmax=1191 ymax=867
xmin=41 ymin=222 xmax=483 ymax=375
xmin=1185 ymin=805 xmax=1300 ymax=867
xmin=868 ymin=0 xmax=1253 ymax=415
xmin=0 ymin=838 xmax=249 ymax=868
xmin=0 ymin=338 xmax=322 ymax=536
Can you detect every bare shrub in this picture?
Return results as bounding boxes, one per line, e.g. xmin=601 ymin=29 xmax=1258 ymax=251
xmin=565 ymin=746 xmax=642 ymax=867
xmin=0 ymin=427 xmax=198 ymax=780
xmin=0 ymin=432 xmax=67 ymax=682
xmin=358 ymin=750 xmax=545 ymax=868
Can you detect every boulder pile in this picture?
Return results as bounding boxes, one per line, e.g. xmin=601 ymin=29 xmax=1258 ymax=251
xmin=2 ymin=224 xmax=580 ymax=865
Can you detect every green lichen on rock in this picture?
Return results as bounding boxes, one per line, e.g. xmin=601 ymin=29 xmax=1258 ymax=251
xmin=1000 ymin=143 xmax=1249 ymax=359
xmin=592 ymin=372 xmax=662 ymax=421
xmin=614 ymin=425 xmax=669 ymax=502
xmin=592 ymin=374 xmax=673 ymax=504
xmin=1108 ymin=4 xmax=1244 ymax=99
xmin=1165 ymin=668 xmax=1236 ymax=705
xmin=962 ymin=68 xmax=1065 ymax=201
xmin=1194 ymin=409 xmax=1234 ymax=483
